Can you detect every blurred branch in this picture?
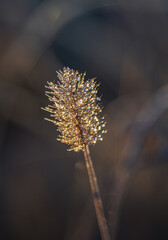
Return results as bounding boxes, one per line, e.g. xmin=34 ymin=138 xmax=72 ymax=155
xmin=110 ymin=84 xmax=168 ymax=239
xmin=126 ymin=84 xmax=168 ymax=167
xmin=1 ymin=0 xmax=114 ymax=80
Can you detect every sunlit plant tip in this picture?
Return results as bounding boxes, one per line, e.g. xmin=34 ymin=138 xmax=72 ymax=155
xmin=43 ymin=67 xmax=107 ymax=152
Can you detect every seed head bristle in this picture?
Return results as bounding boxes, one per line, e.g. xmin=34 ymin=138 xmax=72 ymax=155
xmin=43 ymin=67 xmax=106 ymax=152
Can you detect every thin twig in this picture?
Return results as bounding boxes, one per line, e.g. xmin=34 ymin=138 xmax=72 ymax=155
xmin=84 ymin=145 xmax=111 ymax=240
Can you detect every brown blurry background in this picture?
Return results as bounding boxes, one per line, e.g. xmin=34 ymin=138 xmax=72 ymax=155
xmin=0 ymin=0 xmax=168 ymax=239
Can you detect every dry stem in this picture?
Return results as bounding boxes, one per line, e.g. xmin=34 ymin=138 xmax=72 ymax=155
xmin=84 ymin=145 xmax=111 ymax=240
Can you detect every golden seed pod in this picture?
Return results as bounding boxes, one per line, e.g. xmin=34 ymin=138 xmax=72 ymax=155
xmin=43 ymin=67 xmax=106 ymax=152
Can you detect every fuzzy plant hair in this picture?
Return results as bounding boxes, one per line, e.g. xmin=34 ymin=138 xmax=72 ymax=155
xmin=43 ymin=67 xmax=106 ymax=152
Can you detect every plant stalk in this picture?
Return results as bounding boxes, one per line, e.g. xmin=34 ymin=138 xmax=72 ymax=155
xmin=84 ymin=145 xmax=111 ymax=240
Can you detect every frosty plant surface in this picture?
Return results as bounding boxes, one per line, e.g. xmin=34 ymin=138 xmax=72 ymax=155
xmin=43 ymin=67 xmax=110 ymax=240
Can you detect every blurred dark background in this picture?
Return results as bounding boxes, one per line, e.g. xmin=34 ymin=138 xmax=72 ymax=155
xmin=0 ymin=0 xmax=168 ymax=239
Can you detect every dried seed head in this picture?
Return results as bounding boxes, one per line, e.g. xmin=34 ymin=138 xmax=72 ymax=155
xmin=43 ymin=67 xmax=107 ymax=152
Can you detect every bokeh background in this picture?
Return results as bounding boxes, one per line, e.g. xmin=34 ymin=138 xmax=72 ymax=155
xmin=0 ymin=0 xmax=168 ymax=239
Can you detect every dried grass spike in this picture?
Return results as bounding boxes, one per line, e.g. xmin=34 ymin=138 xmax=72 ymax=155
xmin=43 ymin=67 xmax=106 ymax=152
